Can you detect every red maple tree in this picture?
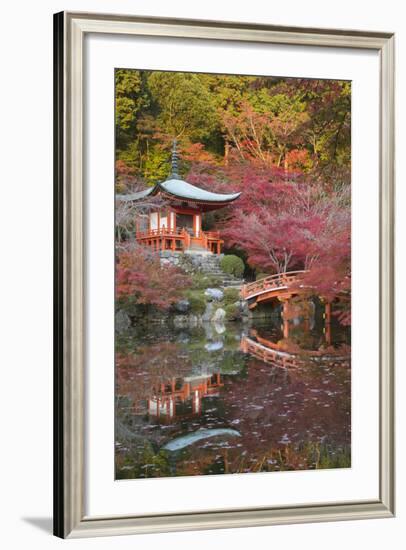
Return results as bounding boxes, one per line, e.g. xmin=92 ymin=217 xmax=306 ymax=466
xmin=116 ymin=244 xmax=192 ymax=310
xmin=220 ymin=171 xmax=350 ymax=300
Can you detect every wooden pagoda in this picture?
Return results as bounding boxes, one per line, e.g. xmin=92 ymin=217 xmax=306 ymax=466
xmin=117 ymin=141 xmax=241 ymax=254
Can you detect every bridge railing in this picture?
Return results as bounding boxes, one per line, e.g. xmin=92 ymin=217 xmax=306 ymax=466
xmin=240 ymin=335 xmax=350 ymax=368
xmin=240 ymin=336 xmax=299 ymax=368
xmin=241 ymin=270 xmax=308 ymax=300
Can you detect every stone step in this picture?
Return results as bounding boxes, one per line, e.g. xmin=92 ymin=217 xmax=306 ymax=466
xmin=221 ymin=285 xmax=243 ymax=290
xmin=208 ymin=277 xmax=244 ymax=284
xmin=202 ymin=271 xmax=225 ymax=276
xmin=179 ymin=251 xmax=244 ymax=286
xmin=202 ymin=271 xmax=243 ymax=279
xmin=205 ymin=277 xmax=243 ymax=284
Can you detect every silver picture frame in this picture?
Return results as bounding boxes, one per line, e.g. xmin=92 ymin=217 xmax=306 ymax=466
xmin=53 ymin=11 xmax=395 ymax=538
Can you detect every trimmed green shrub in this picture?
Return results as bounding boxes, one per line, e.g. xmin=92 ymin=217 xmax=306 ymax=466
xmin=205 ymin=275 xmax=223 ymax=287
xmin=224 ymin=302 xmax=240 ymax=321
xmin=186 ymin=290 xmax=207 ymax=314
xmin=223 ymin=287 xmax=240 ymax=305
xmin=220 ymin=255 xmax=245 ymax=278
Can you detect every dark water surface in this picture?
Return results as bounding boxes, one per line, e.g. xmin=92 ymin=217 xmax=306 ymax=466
xmin=115 ymin=313 xmax=351 ymax=479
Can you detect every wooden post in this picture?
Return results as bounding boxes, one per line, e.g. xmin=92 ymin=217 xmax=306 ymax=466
xmin=279 ymin=298 xmax=290 ymax=338
xmin=325 ymin=302 xmax=332 ymax=346
xmin=283 ymin=317 xmax=289 ymax=339
xmin=303 ymin=317 xmax=310 ymax=332
xmin=325 ymin=301 xmax=332 ymax=323
xmin=193 ymin=391 xmax=201 ymax=415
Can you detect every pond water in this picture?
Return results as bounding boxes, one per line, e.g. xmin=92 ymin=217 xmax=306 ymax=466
xmin=115 ymin=309 xmax=351 ymax=479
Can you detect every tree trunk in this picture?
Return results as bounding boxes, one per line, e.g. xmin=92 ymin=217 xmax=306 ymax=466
xmin=224 ymin=140 xmax=230 ymax=166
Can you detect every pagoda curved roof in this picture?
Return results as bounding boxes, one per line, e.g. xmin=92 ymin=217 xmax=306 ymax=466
xmin=117 ymin=187 xmax=154 ymax=202
xmin=159 ymin=178 xmax=240 ymax=202
xmin=117 ymin=177 xmax=241 ymax=204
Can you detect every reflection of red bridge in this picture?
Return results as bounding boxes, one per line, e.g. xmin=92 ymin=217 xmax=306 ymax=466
xmin=148 ymin=373 xmax=223 ymax=422
xmin=241 ymin=271 xmax=308 ymax=308
xmin=240 ymin=333 xmax=350 ymax=370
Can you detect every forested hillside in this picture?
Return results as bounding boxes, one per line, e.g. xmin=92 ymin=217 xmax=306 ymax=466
xmin=115 ymin=70 xmax=351 ymax=315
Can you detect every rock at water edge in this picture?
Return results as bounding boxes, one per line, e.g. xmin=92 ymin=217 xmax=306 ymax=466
xmin=205 ymin=288 xmax=224 ymax=301
xmin=212 ymin=308 xmax=226 ymax=323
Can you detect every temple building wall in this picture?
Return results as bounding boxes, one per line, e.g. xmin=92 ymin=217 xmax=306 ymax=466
xmin=160 ymin=215 xmax=168 ymax=229
xmin=150 ymin=212 xmax=158 ymax=230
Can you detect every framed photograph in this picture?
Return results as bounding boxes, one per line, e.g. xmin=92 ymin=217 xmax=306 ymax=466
xmin=54 ymin=11 xmax=395 ymax=538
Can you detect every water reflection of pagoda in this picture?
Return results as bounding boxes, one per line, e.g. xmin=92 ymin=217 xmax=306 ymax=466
xmin=147 ymin=373 xmax=223 ymax=422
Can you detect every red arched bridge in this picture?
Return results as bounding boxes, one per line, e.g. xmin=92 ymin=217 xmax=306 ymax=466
xmin=241 ymin=270 xmax=309 ymax=308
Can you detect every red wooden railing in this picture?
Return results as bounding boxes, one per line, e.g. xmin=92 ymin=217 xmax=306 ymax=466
xmin=240 ymin=336 xmax=299 ymax=369
xmin=241 ymin=270 xmax=308 ymax=300
xmin=136 ymin=226 xmax=185 ymax=239
xmin=205 ymin=231 xmax=221 ymax=240
xmin=136 ymin=227 xmax=222 ymax=252
xmin=240 ymin=335 xmax=350 ymax=369
xmin=184 ymin=229 xmax=191 ymax=249
xmin=248 ymin=329 xmax=348 ymax=359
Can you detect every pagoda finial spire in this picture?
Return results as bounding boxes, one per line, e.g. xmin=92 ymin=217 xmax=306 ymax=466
xmin=171 ymin=139 xmax=179 ymax=178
